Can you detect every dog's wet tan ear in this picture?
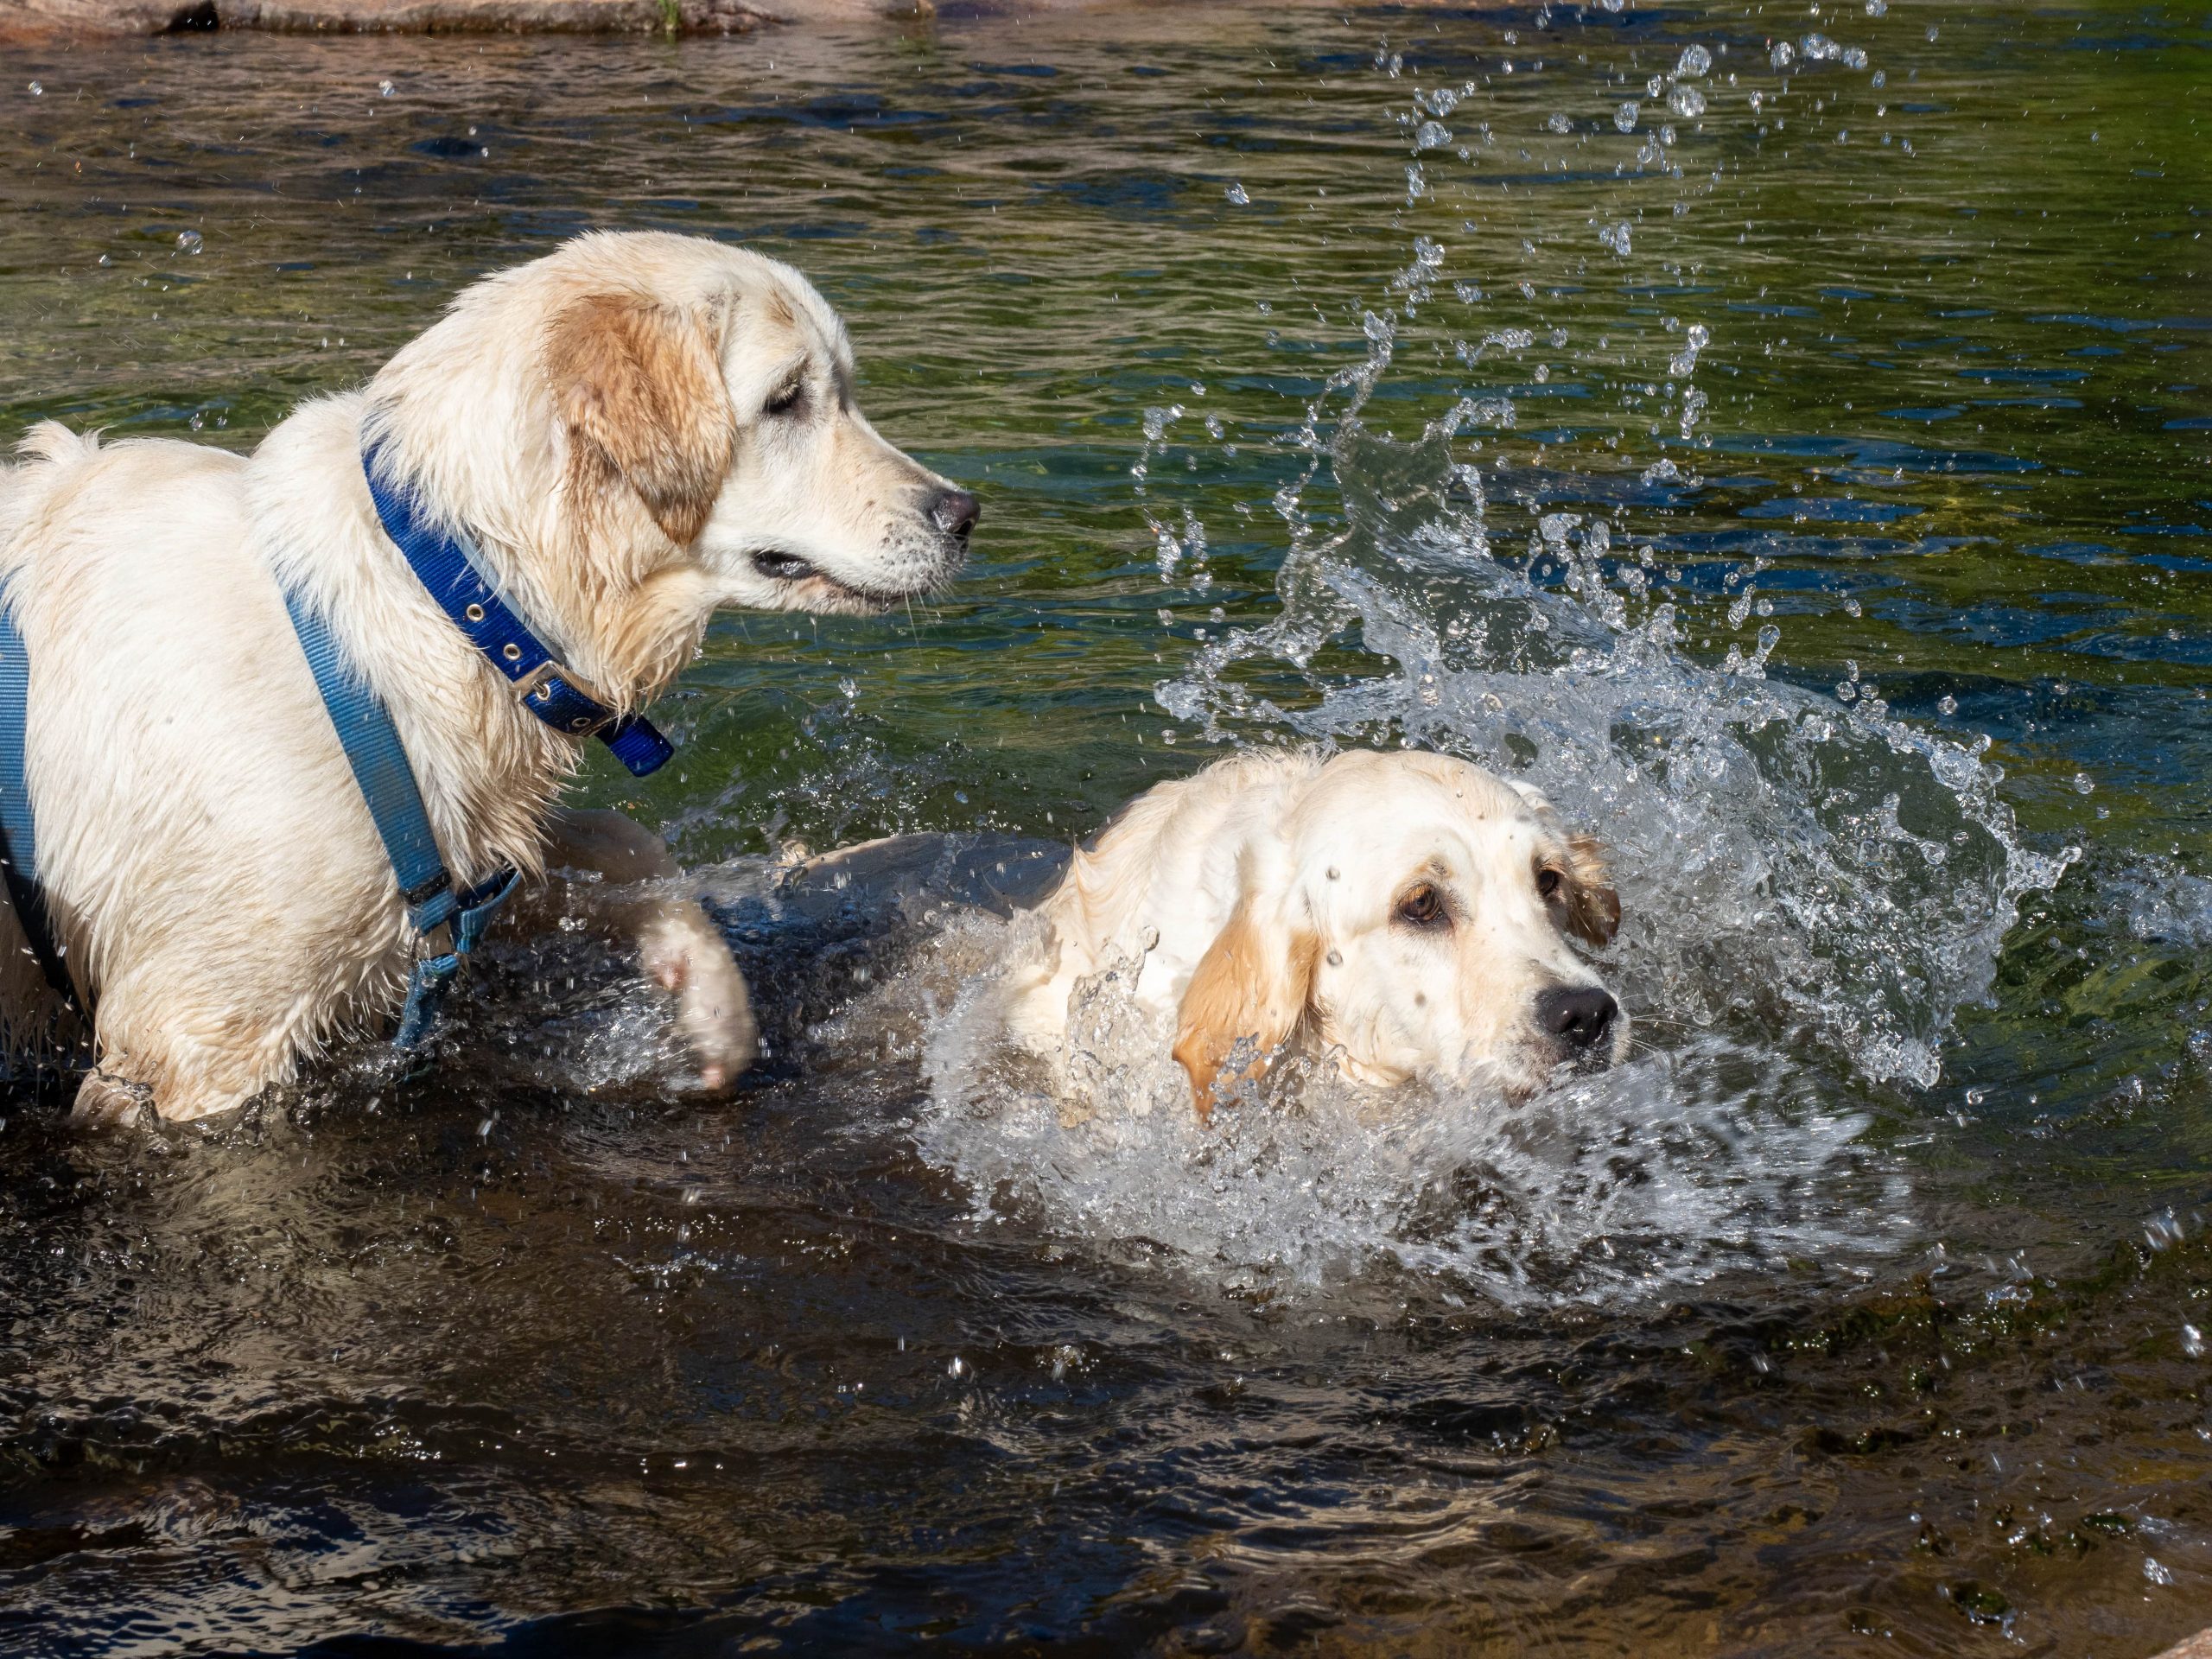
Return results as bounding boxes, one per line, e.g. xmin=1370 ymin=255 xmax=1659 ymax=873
xmin=548 ymin=294 xmax=733 ymax=548
xmin=1172 ymin=893 xmax=1319 ymax=1120
xmin=1561 ymin=834 xmax=1621 ymax=947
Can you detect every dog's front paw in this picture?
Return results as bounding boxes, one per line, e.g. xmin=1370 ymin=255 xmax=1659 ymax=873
xmin=640 ymin=915 xmax=759 ymax=1093
xmin=72 ymin=1067 xmax=151 ymax=1130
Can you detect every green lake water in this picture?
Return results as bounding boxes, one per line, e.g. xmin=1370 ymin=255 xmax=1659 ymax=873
xmin=2 ymin=2 xmax=2209 ymax=1652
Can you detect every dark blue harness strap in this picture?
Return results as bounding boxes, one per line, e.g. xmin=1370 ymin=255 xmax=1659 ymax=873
xmin=0 ymin=596 xmax=77 ymax=1003
xmin=361 ymin=444 xmax=674 ymax=779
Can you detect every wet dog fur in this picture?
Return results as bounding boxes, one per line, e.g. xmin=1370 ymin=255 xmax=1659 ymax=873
xmin=0 ymin=231 xmax=972 ymax=1123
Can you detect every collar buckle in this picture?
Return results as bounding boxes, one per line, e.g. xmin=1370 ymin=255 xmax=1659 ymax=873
xmin=511 ymin=658 xmax=616 ymax=735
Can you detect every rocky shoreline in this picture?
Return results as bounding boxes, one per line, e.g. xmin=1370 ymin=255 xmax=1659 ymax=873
xmin=3 ymin=0 xmax=951 ymax=35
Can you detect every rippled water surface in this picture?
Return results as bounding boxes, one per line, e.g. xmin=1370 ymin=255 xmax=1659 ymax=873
xmin=3 ymin=2 xmax=2210 ymax=1652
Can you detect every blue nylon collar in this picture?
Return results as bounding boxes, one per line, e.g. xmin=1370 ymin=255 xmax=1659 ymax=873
xmin=361 ymin=443 xmax=674 ymax=779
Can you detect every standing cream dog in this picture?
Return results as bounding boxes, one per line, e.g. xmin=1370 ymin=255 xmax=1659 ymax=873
xmin=0 ymin=231 xmax=976 ymax=1124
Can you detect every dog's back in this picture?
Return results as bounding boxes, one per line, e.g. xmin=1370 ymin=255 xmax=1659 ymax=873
xmin=1001 ymin=749 xmax=1321 ymax=1051
xmin=0 ymin=420 xmax=396 ymax=1087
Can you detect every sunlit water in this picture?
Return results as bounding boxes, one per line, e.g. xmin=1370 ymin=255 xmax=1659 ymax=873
xmin=2 ymin=3 xmax=2209 ymax=1653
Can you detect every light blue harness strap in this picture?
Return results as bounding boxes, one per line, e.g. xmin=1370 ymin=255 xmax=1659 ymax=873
xmin=284 ymin=588 xmax=515 ymax=1049
xmin=0 ymin=593 xmax=77 ymax=1006
xmin=393 ymin=866 xmax=520 ymax=1050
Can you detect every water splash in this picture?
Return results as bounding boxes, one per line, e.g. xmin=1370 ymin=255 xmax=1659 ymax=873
xmin=908 ymin=914 xmax=1902 ymax=1302
xmin=900 ymin=16 xmax=2070 ymax=1305
xmin=1154 ymin=422 xmax=2072 ymax=1091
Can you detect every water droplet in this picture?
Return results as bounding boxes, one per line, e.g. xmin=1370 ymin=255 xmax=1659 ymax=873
xmin=2184 ymin=1325 xmax=2205 ymax=1359
xmin=176 ymin=230 xmax=203 ymax=254
xmin=947 ymin=1356 xmax=965 ymax=1378
xmin=1325 ymin=949 xmax=1344 ymax=968
xmin=2072 ymin=772 xmax=2094 ymax=796
xmin=1675 ymin=44 xmax=1712 ymax=79
xmin=1224 ymin=181 xmax=1249 ymax=206
xmin=27 ymin=81 xmax=42 ymax=97
xmin=1668 ymin=84 xmax=1707 ymax=119
xmin=378 ymin=79 xmax=395 ymax=97
xmin=1614 ymin=100 xmax=1639 ymax=132
xmin=1544 ymin=112 xmax=1571 ymax=135
xmin=1416 ymin=120 xmax=1454 ymax=149
xmin=1325 ymin=867 xmax=1341 ymax=880
xmin=1937 ymin=695 xmax=1957 ymax=715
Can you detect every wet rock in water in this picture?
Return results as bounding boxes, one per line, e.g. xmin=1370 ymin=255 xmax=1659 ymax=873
xmin=3 ymin=0 xmax=945 ymax=35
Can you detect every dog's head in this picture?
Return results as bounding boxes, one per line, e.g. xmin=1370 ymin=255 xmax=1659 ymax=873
xmin=370 ymin=232 xmax=973 ymax=697
xmin=1173 ymin=749 xmax=1626 ymax=1109
xmin=538 ymin=235 xmax=973 ymax=615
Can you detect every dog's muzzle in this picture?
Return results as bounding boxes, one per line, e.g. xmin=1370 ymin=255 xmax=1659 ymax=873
xmin=928 ymin=487 xmax=980 ymax=544
xmin=1536 ymin=984 xmax=1618 ymax=1061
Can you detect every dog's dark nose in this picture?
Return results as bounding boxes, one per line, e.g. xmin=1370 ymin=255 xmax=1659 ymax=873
xmin=929 ymin=487 xmax=980 ymax=542
xmin=1537 ymin=984 xmax=1618 ymax=1054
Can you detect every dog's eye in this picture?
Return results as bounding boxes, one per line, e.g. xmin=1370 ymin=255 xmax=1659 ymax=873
xmin=1395 ymin=883 xmax=1448 ymax=929
xmin=1536 ymin=868 xmax=1564 ymax=900
xmin=764 ymin=380 xmax=804 ymax=417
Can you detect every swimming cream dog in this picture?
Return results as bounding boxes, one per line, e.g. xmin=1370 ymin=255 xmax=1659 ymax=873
xmin=0 ymin=231 xmax=974 ymax=1123
xmin=1002 ymin=748 xmax=1625 ymax=1112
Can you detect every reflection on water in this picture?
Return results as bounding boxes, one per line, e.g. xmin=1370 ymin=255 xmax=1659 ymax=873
xmin=2 ymin=2 xmax=2210 ymax=1653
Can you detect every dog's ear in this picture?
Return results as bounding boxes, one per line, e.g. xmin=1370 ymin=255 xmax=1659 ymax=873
xmin=1172 ymin=880 xmax=1319 ymax=1120
xmin=1511 ymin=779 xmax=1620 ymax=948
xmin=548 ymin=294 xmax=733 ymax=548
xmin=1560 ymin=833 xmax=1622 ymax=947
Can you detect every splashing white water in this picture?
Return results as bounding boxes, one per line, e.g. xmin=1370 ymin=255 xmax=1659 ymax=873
xmin=1152 ymin=413 xmax=2070 ymax=1092
xmin=899 ymin=25 xmax=2068 ymax=1306
xmin=899 ymin=910 xmax=1904 ymax=1302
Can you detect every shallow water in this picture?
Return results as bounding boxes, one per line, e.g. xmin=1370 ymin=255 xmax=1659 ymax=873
xmin=2 ymin=2 xmax=2210 ymax=1652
